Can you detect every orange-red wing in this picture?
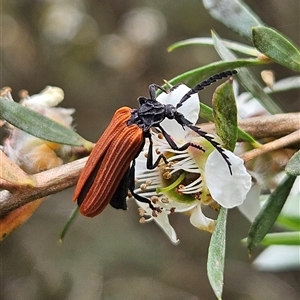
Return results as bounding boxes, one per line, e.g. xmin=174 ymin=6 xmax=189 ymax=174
xmin=73 ymin=107 xmax=132 ymax=196
xmin=73 ymin=107 xmax=144 ymax=217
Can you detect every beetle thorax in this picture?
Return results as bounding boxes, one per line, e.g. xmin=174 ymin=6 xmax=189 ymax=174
xmin=127 ymin=98 xmax=177 ymax=131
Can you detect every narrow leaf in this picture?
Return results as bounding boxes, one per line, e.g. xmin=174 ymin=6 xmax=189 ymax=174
xmin=203 ymin=0 xmax=263 ymax=40
xmin=200 ymin=103 xmax=258 ymax=148
xmin=211 ymin=31 xmax=283 ymax=114
xmin=168 ymin=37 xmax=259 ymax=56
xmin=212 ymin=79 xmax=237 ymax=151
xmin=200 ymin=103 xmax=256 ymax=145
xmin=0 ymin=97 xmax=93 ymax=149
xmin=277 ymin=215 xmax=300 ymax=231
xmin=163 ymin=58 xmax=269 ymax=89
xmin=59 ymin=207 xmax=79 ymax=242
xmin=247 ymin=175 xmax=297 ymax=253
xmin=261 ymin=232 xmax=300 ymax=246
xmin=240 ymin=76 xmax=300 ymax=103
xmin=207 ymin=207 xmax=227 ymax=300
xmin=253 ymin=26 xmax=300 ymax=72
xmin=285 ymin=150 xmax=300 ymax=176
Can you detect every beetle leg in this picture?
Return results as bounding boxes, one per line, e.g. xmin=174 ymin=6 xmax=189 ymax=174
xmin=148 ymin=84 xmax=169 ymax=100
xmin=128 ymin=159 xmax=156 ymax=210
xmin=157 ymin=124 xmax=205 ymax=152
xmin=145 ymin=132 xmax=169 ymax=169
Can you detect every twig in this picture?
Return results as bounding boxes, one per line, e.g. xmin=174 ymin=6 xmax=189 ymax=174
xmin=0 ymin=157 xmax=88 ymax=217
xmin=199 ymin=113 xmax=300 ymax=139
xmin=240 ymin=129 xmax=300 ymax=163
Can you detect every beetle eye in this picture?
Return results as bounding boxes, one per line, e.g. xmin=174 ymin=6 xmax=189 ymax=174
xmin=165 ymin=104 xmax=176 ymax=119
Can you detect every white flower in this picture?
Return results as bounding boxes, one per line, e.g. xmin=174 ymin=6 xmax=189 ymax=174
xmin=132 ymin=84 xmax=252 ymax=243
xmin=21 ymin=86 xmax=64 ymax=108
xmin=237 ymin=181 xmax=262 ymax=222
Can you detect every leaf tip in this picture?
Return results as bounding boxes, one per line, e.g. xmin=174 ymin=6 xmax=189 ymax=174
xmin=83 ymin=140 xmax=94 ymax=152
xmin=166 ymin=45 xmax=173 ymax=52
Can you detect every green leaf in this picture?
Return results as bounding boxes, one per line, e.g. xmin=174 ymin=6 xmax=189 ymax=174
xmin=277 ymin=215 xmax=300 ymax=231
xmin=199 ymin=103 xmax=257 ymax=146
xmin=168 ymin=37 xmax=259 ymax=56
xmin=247 ymin=175 xmax=297 ymax=254
xmin=212 ymin=79 xmax=237 ymax=151
xmin=0 ymin=97 xmax=93 ymax=149
xmin=285 ymin=150 xmax=300 ymax=176
xmin=203 ymin=0 xmax=263 ymax=40
xmin=261 ymin=232 xmax=300 ymax=246
xmin=207 ymin=207 xmax=227 ymax=300
xmin=211 ymin=31 xmax=283 ymax=114
xmin=240 ymin=76 xmax=300 ymax=103
xmin=162 ymin=58 xmax=269 ymax=89
xmin=252 ymin=26 xmax=300 ymax=72
xmin=276 ymin=190 xmax=300 ymax=230
xmin=59 ymin=207 xmax=80 ymax=242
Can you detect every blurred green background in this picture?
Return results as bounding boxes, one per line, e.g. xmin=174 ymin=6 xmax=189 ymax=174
xmin=1 ymin=1 xmax=299 ymax=299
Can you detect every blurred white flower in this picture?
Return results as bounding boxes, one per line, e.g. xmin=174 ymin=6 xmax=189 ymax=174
xmin=253 ymin=245 xmax=300 ymax=271
xmin=121 ymin=7 xmax=167 ymax=46
xmin=3 ymin=86 xmax=74 ymax=174
xmin=21 ymin=86 xmax=64 ymax=108
xmin=1 ymin=86 xmax=76 ymax=240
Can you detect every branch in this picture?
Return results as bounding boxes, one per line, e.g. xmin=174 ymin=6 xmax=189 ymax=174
xmin=240 ymin=129 xmax=300 ymax=163
xmin=199 ymin=112 xmax=300 ymax=139
xmin=0 ymin=157 xmax=88 ymax=217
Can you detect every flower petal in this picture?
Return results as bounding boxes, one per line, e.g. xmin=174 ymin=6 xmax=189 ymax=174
xmin=205 ymin=150 xmax=252 ymax=208
xmin=189 ymin=204 xmax=215 ymax=232
xmin=135 ymin=152 xmax=150 ymax=176
xmin=157 ymin=84 xmax=200 ymax=139
xmin=23 ymin=86 xmax=64 ymax=108
xmin=152 ymin=211 xmax=180 ymax=245
xmin=238 ymin=182 xmax=261 ymax=222
xmin=135 ymin=200 xmax=179 ymax=244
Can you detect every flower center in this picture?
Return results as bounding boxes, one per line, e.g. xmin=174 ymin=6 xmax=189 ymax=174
xmin=133 ymin=132 xmax=218 ymax=215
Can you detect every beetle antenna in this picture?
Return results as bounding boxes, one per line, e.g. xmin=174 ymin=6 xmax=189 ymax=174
xmin=174 ymin=115 xmax=233 ymax=174
xmin=189 ymin=124 xmax=233 ymax=175
xmin=176 ymin=70 xmax=237 ymax=109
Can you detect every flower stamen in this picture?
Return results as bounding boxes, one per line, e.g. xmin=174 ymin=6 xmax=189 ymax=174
xmin=161 ymin=197 xmax=169 ymax=203
xmin=151 ymin=195 xmax=159 ymax=204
